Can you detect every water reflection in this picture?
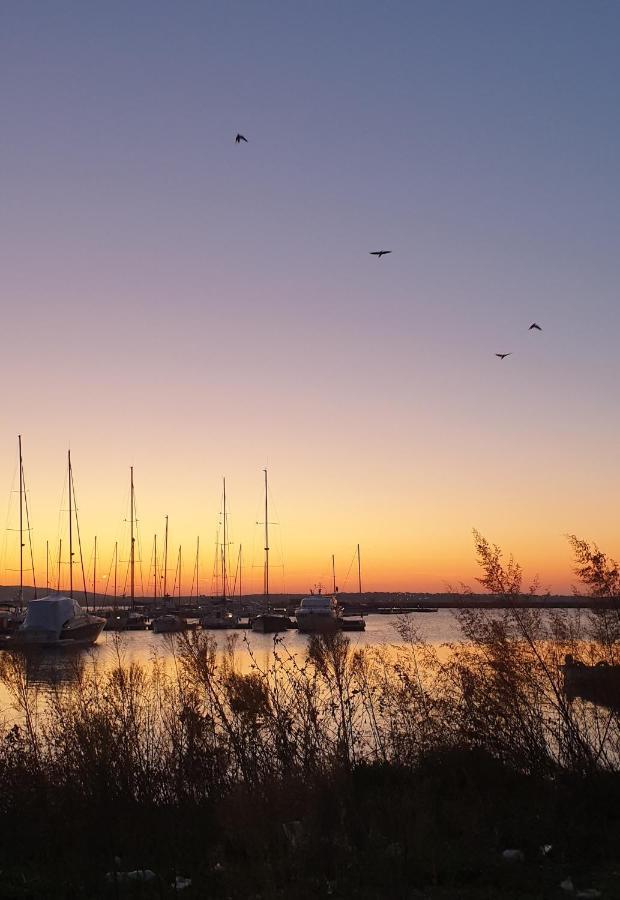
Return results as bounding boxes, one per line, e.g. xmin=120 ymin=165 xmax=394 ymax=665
xmin=0 ymin=612 xmax=462 ymax=718
xmin=1 ymin=642 xmax=101 ymax=688
xmin=563 ymin=655 xmax=620 ymax=712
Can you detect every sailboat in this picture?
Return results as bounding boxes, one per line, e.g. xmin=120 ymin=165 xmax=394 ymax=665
xmin=0 ymin=436 xmax=32 ymax=634
xmin=200 ymin=478 xmax=238 ymax=629
xmin=151 ymin=536 xmax=187 ymax=634
xmin=104 ymin=468 xmax=147 ymax=631
xmin=5 ymin=449 xmax=105 ymax=648
xmin=251 ymin=469 xmax=292 ymax=633
xmin=338 ymin=546 xmax=366 ymax=631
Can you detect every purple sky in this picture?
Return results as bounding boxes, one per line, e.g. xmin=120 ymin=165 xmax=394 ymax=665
xmin=1 ymin=1 xmax=619 ymax=592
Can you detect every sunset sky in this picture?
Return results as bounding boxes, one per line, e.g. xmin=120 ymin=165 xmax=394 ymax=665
xmin=1 ymin=1 xmax=619 ymax=596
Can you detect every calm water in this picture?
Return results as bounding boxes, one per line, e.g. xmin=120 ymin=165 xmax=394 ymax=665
xmin=0 ymin=612 xmax=463 ymax=723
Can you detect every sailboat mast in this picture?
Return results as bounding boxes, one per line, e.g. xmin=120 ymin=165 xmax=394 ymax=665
xmin=213 ymin=529 xmax=219 ymax=597
xmin=68 ymin=450 xmax=73 ymax=598
xmin=177 ymin=545 xmax=182 ymax=604
xmin=93 ymin=535 xmax=97 ymax=610
xmin=163 ymin=515 xmax=168 ymax=598
xmin=18 ymin=435 xmax=23 ymax=607
xmin=46 ymin=540 xmax=49 ymax=592
xmin=239 ymin=544 xmax=242 ymax=600
xmin=222 ymin=477 xmax=227 ymax=600
xmin=357 ymin=543 xmax=362 ymax=595
xmin=130 ymin=467 xmax=135 ymax=608
xmin=220 ymin=546 xmax=224 ymax=597
xmin=264 ymin=468 xmax=269 ymax=602
xmin=195 ymin=536 xmax=200 ymax=599
xmin=58 ymin=538 xmax=62 ymax=591
xmin=332 ymin=554 xmax=336 ymax=594
xmin=153 ymin=534 xmax=158 ymax=599
xmin=113 ymin=540 xmax=118 ymax=606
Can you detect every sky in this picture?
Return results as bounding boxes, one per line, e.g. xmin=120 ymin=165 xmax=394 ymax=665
xmin=1 ymin=1 xmax=619 ymax=596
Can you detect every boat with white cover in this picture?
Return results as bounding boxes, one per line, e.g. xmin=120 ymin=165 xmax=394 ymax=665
xmin=3 ymin=595 xmax=105 ymax=648
xmin=295 ymin=589 xmax=340 ymax=633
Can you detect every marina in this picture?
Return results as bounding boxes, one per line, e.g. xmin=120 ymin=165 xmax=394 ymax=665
xmin=0 ymin=610 xmax=460 ymax=724
xmin=1 ymin=3 xmax=618 ymax=895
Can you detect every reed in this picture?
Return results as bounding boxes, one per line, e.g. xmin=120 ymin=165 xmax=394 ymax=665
xmin=1 ymin=533 xmax=620 ymax=896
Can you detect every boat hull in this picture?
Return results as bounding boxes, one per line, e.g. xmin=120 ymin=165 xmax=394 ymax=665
xmin=251 ymin=614 xmax=292 ymax=634
xmin=296 ymin=613 xmax=339 ymax=634
xmin=200 ymin=617 xmax=238 ymax=630
xmin=563 ymin=657 xmax=620 ymax=709
xmin=3 ymin=616 xmax=105 ymax=649
xmin=62 ymin=616 xmax=106 ymax=643
xmin=104 ymin=613 xmax=148 ymax=631
xmin=152 ymin=615 xmax=186 ymax=634
xmin=340 ymin=618 xmax=366 ymax=631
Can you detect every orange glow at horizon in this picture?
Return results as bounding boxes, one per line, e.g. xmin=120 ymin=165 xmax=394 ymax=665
xmin=0 ymin=437 xmax=608 ymax=598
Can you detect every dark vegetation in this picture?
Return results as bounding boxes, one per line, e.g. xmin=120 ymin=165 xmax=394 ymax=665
xmin=1 ymin=533 xmax=620 ymax=898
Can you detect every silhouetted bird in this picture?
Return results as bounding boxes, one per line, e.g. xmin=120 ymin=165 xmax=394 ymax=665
xmin=529 ymin=322 xmax=542 ymax=331
xmin=235 ymin=133 xmax=248 ymax=143
xmin=369 ymin=250 xmax=392 ymax=258
xmin=495 ymin=353 xmax=512 ymax=360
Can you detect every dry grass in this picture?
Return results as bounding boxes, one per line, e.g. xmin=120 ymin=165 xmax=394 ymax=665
xmin=1 ymin=532 xmax=620 ymax=897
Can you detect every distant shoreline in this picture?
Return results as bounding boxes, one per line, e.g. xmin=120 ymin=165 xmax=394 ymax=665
xmin=0 ymin=584 xmax=614 ymax=610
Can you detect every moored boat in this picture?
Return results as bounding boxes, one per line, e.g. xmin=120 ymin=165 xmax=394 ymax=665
xmin=0 ymin=604 xmax=24 ymax=635
xmin=125 ymin=611 xmax=148 ymax=630
xmin=295 ymin=589 xmax=340 ymax=633
xmin=2 ymin=595 xmax=105 ymax=648
xmin=251 ymin=611 xmax=293 ymax=633
xmin=252 ymin=468 xmax=286 ymax=633
xmin=200 ymin=608 xmax=239 ymax=630
xmin=563 ymin=654 xmax=620 ymax=709
xmin=377 ymin=605 xmax=438 ymax=614
xmin=104 ymin=610 xmax=148 ymax=631
xmin=340 ymin=617 xmax=366 ymax=631
xmin=152 ymin=613 xmax=187 ymax=634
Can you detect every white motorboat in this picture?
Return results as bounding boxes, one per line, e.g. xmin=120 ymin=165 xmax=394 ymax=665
xmin=295 ymin=589 xmax=340 ymax=633
xmin=3 ymin=595 xmax=105 ymax=648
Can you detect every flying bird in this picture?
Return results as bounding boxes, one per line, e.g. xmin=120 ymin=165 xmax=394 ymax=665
xmin=528 ymin=322 xmax=542 ymax=331
xmin=495 ymin=353 xmax=512 ymax=360
xmin=235 ymin=133 xmax=248 ymax=143
xmin=369 ymin=250 xmax=392 ymax=258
